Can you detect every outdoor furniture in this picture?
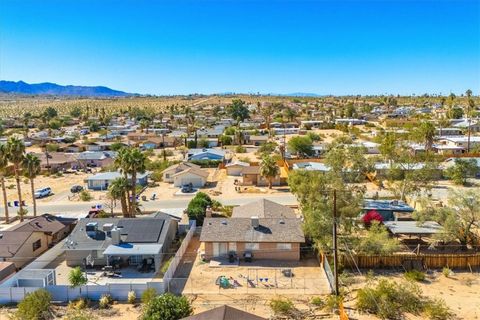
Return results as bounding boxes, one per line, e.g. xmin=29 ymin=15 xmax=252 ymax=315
xmin=150 ymin=193 xmax=157 ymax=200
xmin=228 ymin=251 xmax=237 ymax=263
xmin=282 ymin=269 xmax=294 ymax=277
xmin=243 ymin=251 xmax=253 ymax=262
xmin=141 ymin=195 xmax=147 ymax=201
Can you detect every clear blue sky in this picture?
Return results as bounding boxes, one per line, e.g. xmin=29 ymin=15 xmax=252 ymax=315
xmin=1 ymin=0 xmax=479 ymax=95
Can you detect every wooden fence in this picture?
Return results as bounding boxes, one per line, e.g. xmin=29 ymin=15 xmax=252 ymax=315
xmin=340 ymin=253 xmax=480 ymax=270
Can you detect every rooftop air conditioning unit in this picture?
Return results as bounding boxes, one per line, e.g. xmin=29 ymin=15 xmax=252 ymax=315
xmin=251 ymin=216 xmax=259 ymax=229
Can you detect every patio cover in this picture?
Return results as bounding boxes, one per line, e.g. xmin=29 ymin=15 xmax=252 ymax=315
xmin=103 ymin=243 xmax=163 ymax=256
xmin=383 ymin=221 xmax=442 ymax=235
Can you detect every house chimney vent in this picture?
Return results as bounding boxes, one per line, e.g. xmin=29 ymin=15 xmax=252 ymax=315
xmin=251 ymin=216 xmax=259 ymax=229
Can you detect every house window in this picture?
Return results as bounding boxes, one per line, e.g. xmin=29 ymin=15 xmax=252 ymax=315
xmin=129 ymin=255 xmax=142 ymax=265
xmin=32 ymin=239 xmax=42 ymax=251
xmin=229 ymin=242 xmax=237 ymax=252
xmin=165 ymin=174 xmax=170 ymax=178
xmin=245 ymin=243 xmax=259 ymax=251
xmin=277 ymin=243 xmax=292 ymax=250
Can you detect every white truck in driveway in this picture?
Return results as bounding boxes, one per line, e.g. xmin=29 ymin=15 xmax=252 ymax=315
xmin=34 ymin=187 xmax=52 ymax=199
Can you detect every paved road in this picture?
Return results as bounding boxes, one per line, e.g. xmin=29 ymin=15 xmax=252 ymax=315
xmin=0 ymin=193 xmax=298 ymax=219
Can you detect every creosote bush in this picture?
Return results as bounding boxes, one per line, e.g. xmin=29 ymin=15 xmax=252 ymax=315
xmin=15 ymin=289 xmax=52 ymax=320
xmin=356 ymin=279 xmax=453 ymax=320
xmin=141 ymin=287 xmax=157 ymax=305
xmin=404 ymin=269 xmax=426 ymax=282
xmin=269 ymin=297 xmax=295 ymax=315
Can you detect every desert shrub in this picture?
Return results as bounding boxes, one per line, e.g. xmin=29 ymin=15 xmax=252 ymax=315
xmin=98 ymin=294 xmax=112 ymax=309
xmin=140 ymin=293 xmax=192 ymax=320
xmin=356 ymin=279 xmax=425 ymax=319
xmin=310 ymin=296 xmax=325 ymax=308
xmin=269 ymin=297 xmax=295 ymax=315
xmin=160 ymin=256 xmax=173 ymax=274
xmin=141 ymin=288 xmax=157 ymax=305
xmin=324 ymin=295 xmax=343 ymax=311
xmin=235 ymin=145 xmax=247 ymax=153
xmin=63 ymin=310 xmax=98 ymax=320
xmin=356 ymin=221 xmax=400 ymax=255
xmin=16 ymin=289 xmax=52 ymax=320
xmin=79 ymin=190 xmax=93 ymax=201
xmin=404 ymin=270 xmax=426 ymax=282
xmin=127 ymin=291 xmax=137 ymax=304
xmin=423 ymin=299 xmax=453 ymax=320
xmin=68 ymin=298 xmax=88 ymax=310
xmin=442 ymin=267 xmax=452 ymax=278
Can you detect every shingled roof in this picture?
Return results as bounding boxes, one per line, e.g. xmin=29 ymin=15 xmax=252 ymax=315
xmin=182 ymin=305 xmax=266 ymax=320
xmin=232 ymin=199 xmax=296 ymax=219
xmin=200 ymin=217 xmax=304 ymax=243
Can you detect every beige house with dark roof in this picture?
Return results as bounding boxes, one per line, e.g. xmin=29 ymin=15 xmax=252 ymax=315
xmin=200 ymin=199 xmax=304 ymax=261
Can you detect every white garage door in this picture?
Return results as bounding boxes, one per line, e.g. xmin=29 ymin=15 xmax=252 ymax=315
xmin=182 ymin=177 xmax=204 ymax=187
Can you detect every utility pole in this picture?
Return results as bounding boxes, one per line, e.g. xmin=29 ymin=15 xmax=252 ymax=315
xmin=332 ymin=189 xmax=339 ymax=296
xmin=467 ymin=100 xmax=472 ymax=153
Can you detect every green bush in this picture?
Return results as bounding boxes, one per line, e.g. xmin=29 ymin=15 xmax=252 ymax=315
xmin=423 ymin=299 xmax=453 ymax=320
xmin=235 ymin=145 xmax=247 ymax=153
xmin=404 ymin=270 xmax=426 ymax=282
xmin=16 ymin=289 xmax=52 ymax=320
xmin=141 ymin=293 xmax=192 ymax=320
xmin=68 ymin=267 xmax=88 ymax=287
xmin=79 ymin=190 xmax=93 ymax=202
xmin=310 ymin=296 xmax=325 ymax=308
xmin=269 ymin=297 xmax=295 ymax=315
xmin=186 ymin=192 xmax=213 ymax=225
xmin=141 ymin=288 xmax=158 ymax=305
xmin=356 ymin=279 xmax=427 ymax=319
xmin=68 ymin=298 xmax=88 ymax=310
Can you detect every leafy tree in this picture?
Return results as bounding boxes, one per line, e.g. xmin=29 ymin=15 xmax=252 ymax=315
xmin=324 ymin=144 xmax=371 ymax=183
xmin=16 ymin=289 xmax=52 ymax=320
xmin=23 ymin=153 xmax=41 ymax=217
xmin=197 ymin=138 xmax=210 ymax=148
xmin=227 ymin=99 xmax=249 ymax=122
xmin=42 ymin=106 xmax=58 ymax=119
xmin=355 ymin=221 xmax=400 ymax=255
xmin=260 ymin=154 xmax=279 ymax=189
xmin=412 ymin=121 xmax=435 ymax=151
xmin=140 ymin=293 xmax=192 ymax=320
xmin=68 ymin=267 xmax=88 ymax=288
xmin=306 ymin=131 xmax=322 ymax=142
xmin=288 ymin=170 xmax=364 ymax=251
xmin=6 ymin=137 xmax=26 ymax=221
xmin=283 ymin=107 xmax=297 ymax=122
xmin=414 ymin=190 xmax=480 ymax=249
xmin=70 ymin=106 xmax=83 ymax=118
xmin=187 ymin=192 xmax=213 ymax=225
xmin=260 ymin=103 xmax=275 ymax=136
xmin=257 ymin=141 xmax=277 ymax=155
xmin=219 ymin=135 xmax=232 ymax=146
xmin=445 ymin=158 xmax=479 ymax=185
xmin=0 ymin=144 xmax=10 ymax=223
xmin=287 ymin=136 xmax=314 ymax=158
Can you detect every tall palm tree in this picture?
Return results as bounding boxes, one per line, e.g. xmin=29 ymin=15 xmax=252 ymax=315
xmin=260 ymin=154 xmax=279 ymax=189
xmin=127 ymin=148 xmax=147 ymax=217
xmin=115 ymin=148 xmax=133 ymax=213
xmin=108 ymin=177 xmax=129 ymax=217
xmin=6 ymin=137 xmax=26 ymax=221
xmin=0 ymin=145 xmax=10 ymax=223
xmin=22 ymin=153 xmax=41 ymax=217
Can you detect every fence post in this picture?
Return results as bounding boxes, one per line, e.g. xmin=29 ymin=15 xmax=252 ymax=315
xmin=10 ymin=287 xmax=12 ymax=304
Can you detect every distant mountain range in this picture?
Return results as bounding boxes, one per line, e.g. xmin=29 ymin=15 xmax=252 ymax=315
xmin=0 ymin=80 xmax=133 ymax=97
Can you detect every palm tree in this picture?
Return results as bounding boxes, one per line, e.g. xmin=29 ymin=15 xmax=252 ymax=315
xmin=260 ymin=154 xmax=279 ymax=189
xmin=108 ymin=177 xmax=129 ymax=217
xmin=6 ymin=137 xmax=25 ymax=221
xmin=114 ymin=148 xmax=133 ymax=213
xmin=0 ymin=145 xmax=10 ymax=223
xmin=127 ymin=148 xmax=147 ymax=217
xmin=22 ymin=153 xmax=41 ymax=217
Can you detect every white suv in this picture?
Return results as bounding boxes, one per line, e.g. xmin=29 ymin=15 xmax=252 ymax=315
xmin=34 ymin=187 xmax=52 ymax=199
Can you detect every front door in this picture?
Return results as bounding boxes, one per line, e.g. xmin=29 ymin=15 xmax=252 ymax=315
xmin=213 ymin=242 xmax=228 ymax=257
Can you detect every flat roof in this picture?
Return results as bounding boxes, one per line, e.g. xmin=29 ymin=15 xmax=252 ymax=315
xmin=363 ymin=199 xmax=414 ymax=212
xmin=103 ymin=243 xmax=163 ymax=256
xmin=383 ymin=221 xmax=442 ymax=235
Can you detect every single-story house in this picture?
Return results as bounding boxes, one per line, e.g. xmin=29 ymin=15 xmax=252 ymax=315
xmin=162 ymin=162 xmax=201 ymax=183
xmin=187 ymin=148 xmax=226 ymax=161
xmin=200 ymin=199 xmax=304 ymax=261
xmin=76 ymin=151 xmax=116 ymax=168
xmin=231 ymin=199 xmax=297 ymax=219
xmin=32 ymin=152 xmax=77 ymax=173
xmin=181 ymin=305 xmax=266 ymax=320
xmin=247 ymin=135 xmax=269 ymax=146
xmin=172 ymin=167 xmax=209 ymax=188
xmin=142 ymin=136 xmax=179 ymax=149
xmin=240 ymin=166 xmax=284 ymax=187
xmin=85 ymin=171 xmax=149 ymax=190
xmin=127 ymin=132 xmax=157 ymax=142
xmin=225 ymin=161 xmax=250 ymax=176
xmin=63 ymin=217 xmax=177 ymax=272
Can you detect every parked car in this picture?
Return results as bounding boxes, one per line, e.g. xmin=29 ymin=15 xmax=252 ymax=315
xmin=181 ymin=183 xmax=194 ymax=193
xmin=34 ymin=187 xmax=52 ymax=199
xmin=70 ymin=185 xmax=84 ymax=193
